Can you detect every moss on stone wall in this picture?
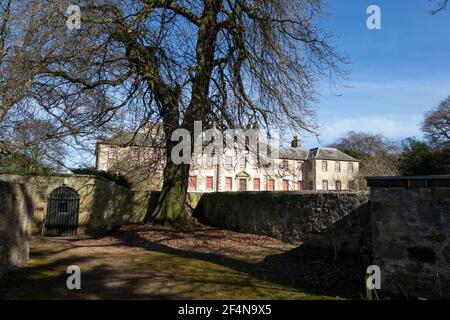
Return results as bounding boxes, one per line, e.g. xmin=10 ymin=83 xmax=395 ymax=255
xmin=370 ymin=181 xmax=450 ymax=299
xmin=0 ymin=174 xmax=148 ymax=235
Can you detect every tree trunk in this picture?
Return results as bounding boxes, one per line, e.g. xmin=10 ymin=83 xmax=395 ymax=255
xmin=145 ymin=108 xmax=193 ymax=226
xmin=149 ymin=159 xmax=192 ymax=226
xmin=144 ymin=0 xmax=222 ymax=227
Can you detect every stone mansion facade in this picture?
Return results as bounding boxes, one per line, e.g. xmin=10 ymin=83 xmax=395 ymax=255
xmin=95 ymin=129 xmax=360 ymax=192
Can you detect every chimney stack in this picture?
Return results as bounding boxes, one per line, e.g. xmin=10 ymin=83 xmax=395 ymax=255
xmin=291 ymin=136 xmax=301 ymax=148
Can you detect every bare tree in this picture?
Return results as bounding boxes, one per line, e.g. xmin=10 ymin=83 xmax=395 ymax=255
xmin=422 ymin=96 xmax=450 ymax=148
xmin=329 ymin=131 xmax=400 ymax=189
xmin=30 ymin=0 xmax=346 ymax=225
xmin=0 ymin=0 xmax=54 ymax=123
xmin=430 ymin=0 xmax=448 ymax=14
xmin=0 ymin=118 xmax=66 ymax=170
xmin=0 ymin=0 xmax=111 ymax=159
xmin=328 ymin=131 xmax=400 ymax=157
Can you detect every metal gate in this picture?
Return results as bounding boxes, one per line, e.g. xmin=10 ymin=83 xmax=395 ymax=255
xmin=44 ymin=187 xmax=80 ymax=237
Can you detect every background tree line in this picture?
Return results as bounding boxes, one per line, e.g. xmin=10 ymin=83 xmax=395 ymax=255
xmin=329 ymin=96 xmax=450 ymax=189
xmin=0 ymin=0 xmax=448 ymax=225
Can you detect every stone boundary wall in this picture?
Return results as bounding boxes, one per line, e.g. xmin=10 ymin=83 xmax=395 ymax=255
xmin=0 ymin=174 xmax=149 ymax=234
xmin=194 ymin=191 xmax=371 ymax=253
xmin=0 ymin=181 xmax=34 ymax=273
xmin=367 ymin=176 xmax=450 ymax=299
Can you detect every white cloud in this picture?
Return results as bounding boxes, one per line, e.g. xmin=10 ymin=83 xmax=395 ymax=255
xmin=345 ymin=79 xmax=450 ymax=97
xmin=302 ymin=114 xmax=423 ymax=147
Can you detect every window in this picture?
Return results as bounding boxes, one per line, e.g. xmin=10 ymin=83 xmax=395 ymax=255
xmin=206 ymin=176 xmax=214 ymax=190
xmin=322 ymin=161 xmax=328 ymax=172
xmin=206 ymin=156 xmax=213 ymax=168
xmin=225 ymin=177 xmax=232 ymax=191
xmin=225 ymin=156 xmax=233 ymax=168
xmin=245 ymin=136 xmax=250 ymax=151
xmin=335 ymin=162 xmax=341 ymax=172
xmin=239 ymin=156 xmax=246 ymax=168
xmin=270 ymin=160 xmax=275 ymax=168
xmin=189 ymin=176 xmax=197 ymax=189
xmin=151 ymin=174 xmax=162 ymax=188
xmin=141 ymin=148 xmax=150 ymax=159
xmin=239 ymin=179 xmax=247 ymax=191
xmin=191 ymin=154 xmax=197 ymax=166
xmin=348 ymin=163 xmax=354 ymax=173
xmin=131 ymin=147 xmax=140 ymax=159
xmin=322 ymin=180 xmax=328 ymax=190
xmin=267 ymin=179 xmax=275 ymax=191
xmin=349 ymin=180 xmax=355 ymax=190
xmin=253 ymin=178 xmax=261 ymax=191
xmin=297 ymin=181 xmax=303 ymax=191
xmin=282 ymin=180 xmax=289 ymax=191
xmin=108 ymin=147 xmax=117 ymax=160
xmin=336 ymin=180 xmax=342 ymax=191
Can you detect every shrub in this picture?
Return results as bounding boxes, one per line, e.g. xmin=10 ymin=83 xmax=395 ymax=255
xmin=71 ymin=167 xmax=132 ymax=189
xmin=0 ymin=166 xmax=53 ymax=175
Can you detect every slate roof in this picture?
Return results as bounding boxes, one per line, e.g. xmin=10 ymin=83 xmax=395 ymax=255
xmin=99 ymin=132 xmax=162 ymax=147
xmin=274 ymin=147 xmax=358 ymax=162
xmin=277 ymin=147 xmax=310 ymax=160
xmin=308 ymin=147 xmax=359 ymax=162
xmin=98 ymin=132 xmax=359 ymax=162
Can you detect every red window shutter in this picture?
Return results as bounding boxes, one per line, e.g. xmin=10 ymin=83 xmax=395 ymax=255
xmin=189 ymin=176 xmax=197 ymax=189
xmin=297 ymin=181 xmax=303 ymax=190
xmin=206 ymin=177 xmax=213 ymax=190
xmin=283 ymin=180 xmax=289 ymax=191
xmin=253 ymin=178 xmax=260 ymax=191
xmin=267 ymin=179 xmax=275 ymax=191
xmin=225 ymin=177 xmax=232 ymax=191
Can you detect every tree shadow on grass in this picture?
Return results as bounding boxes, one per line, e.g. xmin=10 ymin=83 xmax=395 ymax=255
xmin=0 ymin=242 xmax=323 ymax=300
xmin=109 ymin=229 xmax=367 ymax=299
xmin=0 ymin=250 xmax=183 ymax=300
xmin=0 ymin=232 xmax=366 ymax=299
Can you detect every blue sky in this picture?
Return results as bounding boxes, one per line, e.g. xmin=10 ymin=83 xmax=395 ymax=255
xmin=68 ymin=1 xmax=450 ymax=167
xmin=300 ymin=0 xmax=450 ymax=148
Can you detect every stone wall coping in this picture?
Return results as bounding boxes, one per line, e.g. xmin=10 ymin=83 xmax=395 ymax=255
xmin=204 ymin=190 xmax=369 ymax=194
xmin=366 ymin=175 xmax=450 ymax=188
xmin=0 ymin=172 xmax=94 ymax=178
xmin=0 ymin=173 xmax=126 ymax=189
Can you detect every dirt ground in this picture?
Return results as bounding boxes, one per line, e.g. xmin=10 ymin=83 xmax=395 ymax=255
xmin=0 ymin=224 xmax=366 ymax=300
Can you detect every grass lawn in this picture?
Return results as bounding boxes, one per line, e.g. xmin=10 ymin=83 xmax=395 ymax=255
xmin=0 ymin=225 xmax=365 ymax=300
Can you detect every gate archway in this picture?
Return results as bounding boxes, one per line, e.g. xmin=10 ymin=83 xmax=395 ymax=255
xmin=44 ymin=187 xmax=80 ymax=236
